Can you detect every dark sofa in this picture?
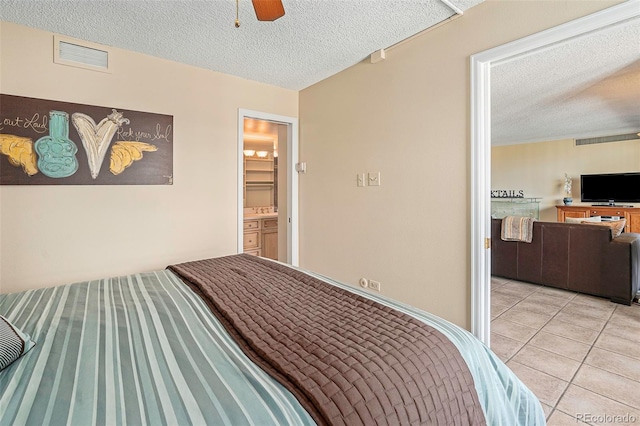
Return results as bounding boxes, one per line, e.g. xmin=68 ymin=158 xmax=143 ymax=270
xmin=491 ymin=218 xmax=640 ymax=305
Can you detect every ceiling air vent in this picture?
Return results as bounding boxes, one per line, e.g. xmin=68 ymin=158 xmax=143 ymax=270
xmin=576 ymin=133 xmax=640 ymax=146
xmin=54 ymin=36 xmax=111 ymax=73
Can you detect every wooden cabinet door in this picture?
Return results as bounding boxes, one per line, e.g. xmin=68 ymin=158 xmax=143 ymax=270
xmin=262 ymin=230 xmax=278 ymax=260
xmin=557 ymin=206 xmax=589 ymax=222
xmin=625 ymin=211 xmax=640 ymax=233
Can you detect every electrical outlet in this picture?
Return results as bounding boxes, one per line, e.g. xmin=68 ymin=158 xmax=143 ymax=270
xmin=368 ymin=280 xmax=381 ymax=292
xmin=359 ymin=277 xmax=368 ymax=288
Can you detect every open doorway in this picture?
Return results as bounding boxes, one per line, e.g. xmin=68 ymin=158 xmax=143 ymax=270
xmin=237 ymin=109 xmax=299 ymax=266
xmin=470 ymin=2 xmax=638 ymax=346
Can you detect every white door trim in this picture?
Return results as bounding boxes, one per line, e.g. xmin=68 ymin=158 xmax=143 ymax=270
xmin=470 ymin=0 xmax=640 ymax=346
xmin=238 ymin=109 xmax=299 ymax=266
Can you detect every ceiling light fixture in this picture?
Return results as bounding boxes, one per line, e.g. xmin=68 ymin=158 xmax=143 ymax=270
xmin=235 ymin=0 xmax=285 ymax=28
xmin=235 ymin=0 xmax=240 ymax=28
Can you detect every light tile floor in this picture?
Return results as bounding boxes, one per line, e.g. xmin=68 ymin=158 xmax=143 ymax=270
xmin=491 ymin=277 xmax=640 ymax=425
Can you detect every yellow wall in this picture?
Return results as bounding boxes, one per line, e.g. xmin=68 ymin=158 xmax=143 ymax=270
xmin=0 ymin=21 xmax=298 ymax=294
xmin=492 ymin=138 xmax=640 ymax=222
xmin=298 ymin=0 xmax=621 ymax=328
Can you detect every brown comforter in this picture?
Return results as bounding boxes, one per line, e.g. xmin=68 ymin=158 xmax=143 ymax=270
xmin=168 ymin=254 xmax=485 ymax=425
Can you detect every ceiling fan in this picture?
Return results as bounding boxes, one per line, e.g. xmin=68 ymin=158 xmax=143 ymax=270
xmin=235 ymin=0 xmax=285 ymax=27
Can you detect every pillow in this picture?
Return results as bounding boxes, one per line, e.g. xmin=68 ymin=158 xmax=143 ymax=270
xmin=0 ymin=315 xmax=36 ymax=371
xmin=581 ymin=218 xmax=627 ymax=238
xmin=565 ymin=216 xmax=601 ymax=223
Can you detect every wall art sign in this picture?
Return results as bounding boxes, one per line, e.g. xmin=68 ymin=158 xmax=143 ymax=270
xmin=0 ymin=94 xmax=173 ymax=185
xmin=491 ymin=190 xmax=524 ymax=198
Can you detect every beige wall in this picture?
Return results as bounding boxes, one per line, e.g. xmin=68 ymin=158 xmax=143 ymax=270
xmin=493 ymin=138 xmax=640 ymax=222
xmin=0 ymin=21 xmax=297 ymax=294
xmin=298 ymin=0 xmax=621 ymax=329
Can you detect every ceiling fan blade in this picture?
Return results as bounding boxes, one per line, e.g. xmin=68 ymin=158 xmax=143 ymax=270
xmin=252 ymin=0 xmax=285 ymax=21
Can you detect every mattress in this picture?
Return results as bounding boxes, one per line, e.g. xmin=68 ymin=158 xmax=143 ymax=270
xmin=0 ymin=258 xmax=545 ymax=425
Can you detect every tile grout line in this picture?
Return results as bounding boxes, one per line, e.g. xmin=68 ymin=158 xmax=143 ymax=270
xmin=512 ymin=288 xmax=578 ymax=420
xmin=568 ymin=302 xmax=640 ymax=410
xmin=547 ymin=299 xmax=619 ymax=422
xmin=490 ymin=279 xmax=640 ymax=422
xmin=496 ymin=284 xmax=577 ymax=363
xmin=493 ymin=280 xmax=640 ymax=423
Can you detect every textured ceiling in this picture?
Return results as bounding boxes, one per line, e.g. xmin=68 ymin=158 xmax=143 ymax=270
xmin=2 ymin=1 xmax=637 ymax=145
xmin=0 ymin=0 xmax=482 ymax=91
xmin=492 ymin=14 xmax=640 ymax=146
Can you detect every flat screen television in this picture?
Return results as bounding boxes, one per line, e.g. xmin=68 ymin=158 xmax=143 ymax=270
xmin=580 ymin=172 xmax=640 ymax=204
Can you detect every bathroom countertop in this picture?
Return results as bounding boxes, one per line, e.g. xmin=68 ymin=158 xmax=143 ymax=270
xmin=244 ymin=213 xmax=278 ymax=219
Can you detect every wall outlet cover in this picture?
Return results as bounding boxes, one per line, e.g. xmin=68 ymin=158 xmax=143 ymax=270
xmin=369 ymin=280 xmax=381 ymax=291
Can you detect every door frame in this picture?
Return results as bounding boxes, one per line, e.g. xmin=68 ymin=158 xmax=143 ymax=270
xmin=470 ymin=1 xmax=639 ymax=346
xmin=238 ymin=109 xmax=300 ymax=266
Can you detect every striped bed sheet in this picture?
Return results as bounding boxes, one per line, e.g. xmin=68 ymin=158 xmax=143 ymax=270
xmin=0 ymin=263 xmax=545 ymax=425
xmin=0 ymin=270 xmax=313 ymax=426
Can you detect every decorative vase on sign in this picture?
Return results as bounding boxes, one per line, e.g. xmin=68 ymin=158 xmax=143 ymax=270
xmin=563 ymin=197 xmax=573 ymax=205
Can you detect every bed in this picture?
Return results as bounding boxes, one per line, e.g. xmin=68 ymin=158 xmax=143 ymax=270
xmin=0 ymin=254 xmax=544 ymax=425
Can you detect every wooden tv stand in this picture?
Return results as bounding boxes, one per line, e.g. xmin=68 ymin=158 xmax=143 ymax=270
xmin=556 ymin=205 xmax=640 ymax=233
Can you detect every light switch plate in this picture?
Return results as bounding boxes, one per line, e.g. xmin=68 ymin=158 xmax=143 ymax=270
xmin=357 ymin=173 xmax=365 ymax=187
xmin=368 ymin=172 xmax=381 ymax=186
